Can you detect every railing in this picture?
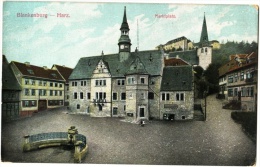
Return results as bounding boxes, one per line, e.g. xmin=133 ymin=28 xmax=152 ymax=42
xmin=23 ymin=126 xmax=88 ymax=163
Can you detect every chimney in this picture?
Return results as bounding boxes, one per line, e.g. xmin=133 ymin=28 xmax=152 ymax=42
xmin=25 ymin=62 xmax=30 ymax=66
xmin=43 ymin=66 xmax=48 ymax=70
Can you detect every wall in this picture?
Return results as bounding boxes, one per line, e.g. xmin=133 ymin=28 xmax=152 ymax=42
xmin=160 ymin=91 xmax=194 ymax=120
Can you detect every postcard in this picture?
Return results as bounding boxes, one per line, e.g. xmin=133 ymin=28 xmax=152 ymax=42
xmin=1 ymin=0 xmax=258 ymax=166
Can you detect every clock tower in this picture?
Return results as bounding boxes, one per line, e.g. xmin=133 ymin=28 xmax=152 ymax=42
xmin=118 ymin=7 xmax=132 ymax=62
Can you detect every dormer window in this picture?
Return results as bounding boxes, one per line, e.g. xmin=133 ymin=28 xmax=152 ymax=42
xmin=27 ymin=69 xmax=34 ymax=75
xmin=51 ymin=73 xmax=57 ymax=78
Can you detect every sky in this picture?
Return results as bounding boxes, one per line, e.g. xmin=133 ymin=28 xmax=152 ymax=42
xmin=2 ymin=1 xmax=259 ymax=69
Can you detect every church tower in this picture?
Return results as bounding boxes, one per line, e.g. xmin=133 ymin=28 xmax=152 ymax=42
xmin=118 ymin=7 xmax=132 ymax=62
xmin=197 ymin=13 xmax=212 ymax=70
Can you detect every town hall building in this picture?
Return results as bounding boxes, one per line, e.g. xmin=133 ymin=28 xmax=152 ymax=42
xmin=68 ymin=7 xmax=212 ymax=123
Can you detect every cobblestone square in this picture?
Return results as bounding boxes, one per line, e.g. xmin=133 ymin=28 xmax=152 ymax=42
xmin=1 ymin=95 xmax=256 ymax=165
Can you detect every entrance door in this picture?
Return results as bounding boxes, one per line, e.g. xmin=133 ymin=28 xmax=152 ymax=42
xmin=38 ymin=100 xmax=47 ymax=111
xmin=139 ymin=107 xmax=145 ymax=117
xmin=113 ymin=107 xmax=118 ymax=116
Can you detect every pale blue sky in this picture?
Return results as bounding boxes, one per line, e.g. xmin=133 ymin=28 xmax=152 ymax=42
xmin=2 ymin=1 xmax=259 ymax=68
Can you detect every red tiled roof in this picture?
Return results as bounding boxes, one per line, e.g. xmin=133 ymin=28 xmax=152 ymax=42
xmin=230 ymin=54 xmax=248 ymax=60
xmin=11 ymin=61 xmax=64 ymax=81
xmin=52 ymin=64 xmax=73 ymax=83
xmin=164 ymin=57 xmax=189 ymax=66
xmin=227 ymin=52 xmax=258 ymax=74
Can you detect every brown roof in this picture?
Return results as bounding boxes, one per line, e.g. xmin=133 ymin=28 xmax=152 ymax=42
xmin=11 ymin=61 xmax=65 ymax=82
xmin=229 ymin=54 xmax=248 ymax=60
xmin=52 ymin=64 xmax=73 ymax=83
xmin=164 ymin=57 xmax=189 ymax=66
xmin=227 ymin=52 xmax=258 ymax=74
xmin=219 ymin=52 xmax=258 ymax=76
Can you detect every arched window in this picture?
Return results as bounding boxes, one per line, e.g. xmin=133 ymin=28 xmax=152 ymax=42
xmin=201 ymin=48 xmax=204 ymax=53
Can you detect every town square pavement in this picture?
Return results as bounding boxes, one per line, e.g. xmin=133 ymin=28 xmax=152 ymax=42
xmin=1 ymin=94 xmax=256 ymax=165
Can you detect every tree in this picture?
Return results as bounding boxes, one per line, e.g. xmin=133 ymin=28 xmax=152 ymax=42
xmin=193 ymin=66 xmax=204 ymax=78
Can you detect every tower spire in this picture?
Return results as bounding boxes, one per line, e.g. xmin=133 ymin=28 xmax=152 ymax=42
xmin=199 ymin=12 xmax=209 ymax=47
xmin=118 ymin=6 xmax=132 ymax=56
xmin=120 ymin=6 xmax=129 ymax=31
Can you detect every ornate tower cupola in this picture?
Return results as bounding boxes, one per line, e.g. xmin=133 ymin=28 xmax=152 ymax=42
xmin=118 ymin=6 xmax=132 ymax=61
xmin=199 ymin=13 xmax=209 ymax=47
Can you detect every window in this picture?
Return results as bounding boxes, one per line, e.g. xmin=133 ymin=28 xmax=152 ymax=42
xmin=148 ymin=92 xmax=154 ymax=99
xmin=176 ymin=93 xmax=184 ymax=101
xmin=87 ymin=93 xmax=91 ymax=100
xmin=27 ymin=69 xmax=34 ymax=74
xmin=81 ymin=81 xmax=87 ymax=86
xmin=234 ymin=88 xmax=238 ymax=96
xmin=55 ymin=90 xmax=58 ymax=96
xmin=74 ymin=92 xmax=77 ymax=99
xmin=117 ymin=79 xmax=125 ymax=85
xmin=240 ymin=71 xmax=244 ymax=81
xmin=55 ymin=83 xmax=58 ymax=87
xmin=31 ymin=101 xmax=35 ymax=106
xmin=228 ymin=75 xmax=233 ymax=83
xmin=43 ymin=90 xmax=46 ymax=96
xmin=50 ymin=82 xmax=53 ymax=87
xmin=201 ymin=48 xmax=204 ymax=53
xmin=141 ymin=77 xmax=145 ymax=84
xmin=50 ymin=90 xmax=53 ymax=96
xmin=25 ymin=101 xmax=29 ymax=107
xmin=95 ymin=79 xmax=106 ymax=86
xmin=162 ymin=93 xmax=170 ymax=101
xmin=24 ymin=89 xmax=29 ymax=96
xmin=39 ymin=81 xmax=42 ymax=86
xmin=72 ymin=81 xmax=77 ymax=86
xmin=43 ymin=81 xmax=47 ymax=86
xmin=80 ymin=92 xmax=84 ymax=99
xmin=59 ymin=91 xmax=62 ymax=96
xmin=77 ymin=104 xmax=80 ymax=109
xmin=67 ymin=95 xmax=69 ymax=99
xmin=31 ymin=80 xmax=35 ymax=85
xmin=121 ymin=93 xmax=126 ymax=100
xmin=127 ymin=77 xmax=135 ymax=84
xmin=228 ymin=89 xmax=233 ymax=97
xmin=113 ymin=93 xmax=118 ymax=100
xmin=59 ymin=83 xmax=63 ymax=88
xmin=31 ymin=89 xmax=35 ymax=96
xmin=246 ymin=70 xmax=252 ymax=79
xmin=95 ymin=92 xmax=106 ymax=100
xmin=241 ymin=87 xmax=246 ymax=97
xmin=248 ymin=87 xmax=254 ymax=97
xmin=234 ymin=73 xmax=238 ymax=82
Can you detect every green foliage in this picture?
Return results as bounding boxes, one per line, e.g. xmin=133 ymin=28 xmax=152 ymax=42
xmin=193 ymin=66 xmax=204 ymax=78
xmin=212 ymin=41 xmax=258 ymax=65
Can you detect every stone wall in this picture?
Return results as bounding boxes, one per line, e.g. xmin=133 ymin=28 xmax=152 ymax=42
xmin=160 ymin=91 xmax=194 ymax=120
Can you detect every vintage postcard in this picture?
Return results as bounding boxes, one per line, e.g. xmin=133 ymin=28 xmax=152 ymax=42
xmin=1 ymin=0 xmax=258 ymax=166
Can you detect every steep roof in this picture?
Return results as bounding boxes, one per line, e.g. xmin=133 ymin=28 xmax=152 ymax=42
xmin=52 ymin=64 xmax=73 ymax=83
xmin=11 ymin=61 xmax=65 ymax=82
xmin=69 ymin=50 xmax=163 ymax=80
xmin=161 ymin=66 xmax=193 ymax=91
xmin=168 ymin=50 xmax=198 ymax=65
xmin=199 ymin=14 xmax=209 ymax=47
xmin=2 ymin=55 xmax=22 ymax=90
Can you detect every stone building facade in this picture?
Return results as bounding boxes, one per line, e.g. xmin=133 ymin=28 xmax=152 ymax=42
xmin=69 ymin=7 xmax=209 ymax=122
xmin=160 ymin=66 xmax=194 ymax=120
